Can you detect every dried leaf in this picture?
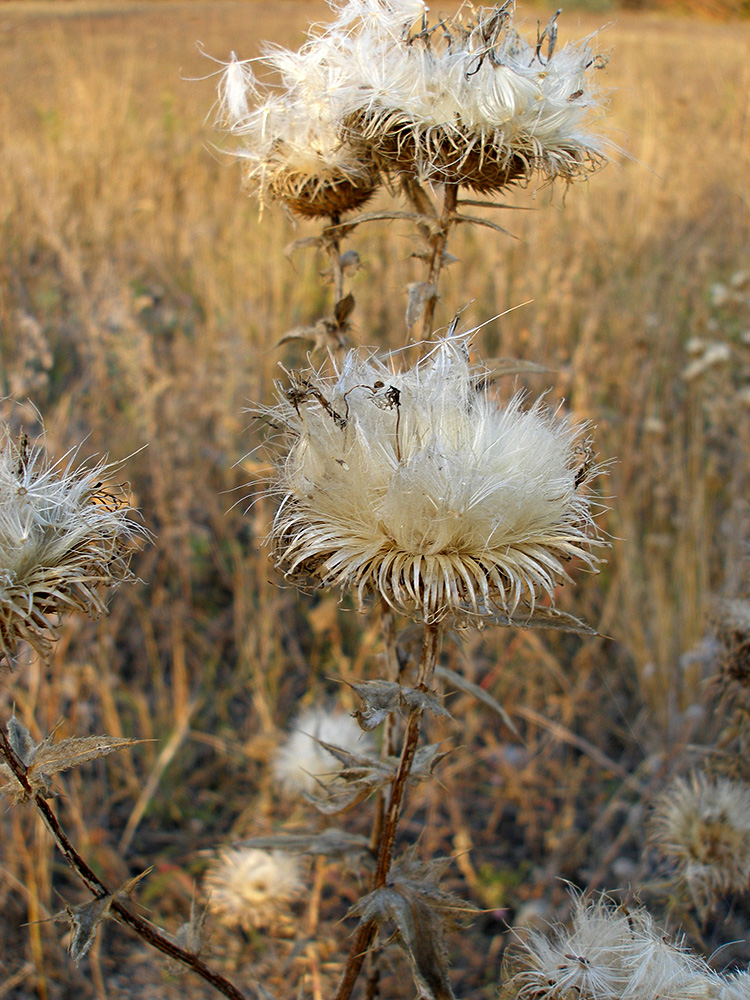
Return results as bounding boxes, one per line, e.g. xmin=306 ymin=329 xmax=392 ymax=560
xmin=284 ymin=235 xmax=324 ymax=257
xmin=1 ymin=728 xmax=142 ymax=802
xmin=307 ymin=740 xmax=446 ymax=815
xmin=349 ymin=679 xmax=452 ymax=732
xmin=339 ymin=250 xmax=361 ymax=277
xmin=334 ymin=293 xmax=355 ymax=325
xmin=168 ymin=894 xmax=207 ymax=972
xmin=239 ymin=828 xmax=371 ymax=859
xmin=456 ymin=603 xmax=596 ymax=635
xmin=351 ymin=851 xmax=473 ymax=1000
xmin=481 ymin=358 xmax=556 ymax=378
xmin=7 ymin=715 xmax=36 ymax=767
xmin=406 ymin=282 xmax=437 ymax=329
xmin=435 ymin=666 xmax=518 ymax=738
xmin=276 ymin=319 xmax=346 ymax=353
xmin=55 ymin=869 xmax=150 ymax=963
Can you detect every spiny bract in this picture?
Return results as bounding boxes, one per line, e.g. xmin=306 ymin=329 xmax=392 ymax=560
xmin=265 ymin=335 xmax=602 ymax=627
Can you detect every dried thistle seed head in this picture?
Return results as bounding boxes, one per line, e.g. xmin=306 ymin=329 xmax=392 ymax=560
xmin=264 ymin=335 xmax=602 ymax=627
xmin=216 ymin=45 xmax=380 ymax=217
xmin=203 ymin=847 xmax=302 ymax=931
xmin=334 ymin=3 xmax=611 ymax=190
xmin=710 ymin=597 xmax=750 ymax=693
xmin=501 ymin=894 xmax=716 ymax=1000
xmin=271 ymin=707 xmax=374 ymax=797
xmin=0 ymin=430 xmax=141 ymax=667
xmin=650 ymin=772 xmax=750 ymax=908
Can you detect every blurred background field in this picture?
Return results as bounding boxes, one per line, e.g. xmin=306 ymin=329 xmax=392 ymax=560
xmin=0 ymin=1 xmax=749 ymax=998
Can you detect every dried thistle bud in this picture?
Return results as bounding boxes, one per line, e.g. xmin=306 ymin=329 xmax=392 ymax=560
xmin=0 ymin=430 xmax=141 ymax=667
xmin=650 ymin=772 xmax=750 ymax=909
xmin=263 ymin=335 xmax=602 ymax=628
xmin=271 ymin=707 xmax=374 ymax=797
xmin=203 ymin=848 xmax=303 ymax=931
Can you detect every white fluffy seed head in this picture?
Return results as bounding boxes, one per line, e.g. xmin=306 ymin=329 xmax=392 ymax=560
xmin=271 ymin=707 xmax=374 ymax=796
xmin=264 ymin=335 xmax=602 ymax=627
xmin=203 ymin=847 xmax=302 ymax=930
xmin=0 ymin=429 xmax=140 ymax=667
xmin=216 ymin=1 xmax=611 ymax=212
xmin=650 ymin=772 xmax=750 ymax=908
xmin=503 ymin=895 xmax=728 ymax=1000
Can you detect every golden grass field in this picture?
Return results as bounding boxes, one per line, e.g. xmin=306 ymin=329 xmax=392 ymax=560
xmin=0 ymin=1 xmax=749 ymax=998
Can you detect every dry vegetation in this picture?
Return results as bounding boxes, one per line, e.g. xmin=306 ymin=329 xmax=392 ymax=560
xmin=0 ymin=1 xmax=749 ymax=998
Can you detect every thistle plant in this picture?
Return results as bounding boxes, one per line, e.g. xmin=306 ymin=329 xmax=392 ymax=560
xmin=210 ymin=2 xmax=616 ymax=997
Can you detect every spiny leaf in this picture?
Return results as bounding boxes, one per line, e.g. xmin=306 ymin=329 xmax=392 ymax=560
xmin=276 ymin=318 xmax=347 ymax=352
xmin=30 ymin=734 xmax=143 ymax=779
xmin=435 ymin=666 xmax=519 ymax=737
xmin=351 ymin=852 xmax=473 ymax=1000
xmin=307 ymin=740 xmax=447 ymax=815
xmin=349 ymin=679 xmax=452 ymax=732
xmin=461 ymin=603 xmax=596 ymax=635
xmin=55 ymin=869 xmax=150 ymax=962
xmin=239 ymin=828 xmax=371 ymax=859
xmin=168 ymin=894 xmax=207 ymax=973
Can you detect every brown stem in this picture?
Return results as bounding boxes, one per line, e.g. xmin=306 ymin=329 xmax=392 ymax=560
xmin=327 ymin=212 xmax=345 ymax=305
xmin=420 ymin=182 xmax=459 ymax=343
xmin=333 ymin=622 xmax=441 ymax=1000
xmin=0 ymin=728 xmax=252 ymax=1000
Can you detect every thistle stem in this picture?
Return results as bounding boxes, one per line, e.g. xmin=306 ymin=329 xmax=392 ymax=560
xmin=0 ymin=727 xmax=252 ymax=1000
xmin=333 ymin=622 xmax=441 ymax=1000
xmin=420 ymin=182 xmax=459 ymax=342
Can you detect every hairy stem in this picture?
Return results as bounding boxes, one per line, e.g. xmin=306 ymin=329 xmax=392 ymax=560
xmin=420 ymin=182 xmax=459 ymax=342
xmin=0 ymin=727 xmax=252 ymax=1000
xmin=333 ymin=622 xmax=441 ymax=1000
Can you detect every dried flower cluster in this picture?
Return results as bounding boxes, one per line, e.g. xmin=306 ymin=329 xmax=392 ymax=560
xmin=266 ymin=336 xmax=600 ymax=626
xmin=0 ymin=430 xmax=139 ymax=666
xmin=218 ymin=0 xmax=610 ymax=215
xmin=502 ymin=895 xmax=750 ymax=1000
xmin=203 ymin=847 xmax=303 ymax=931
xmin=650 ymin=772 xmax=750 ymax=908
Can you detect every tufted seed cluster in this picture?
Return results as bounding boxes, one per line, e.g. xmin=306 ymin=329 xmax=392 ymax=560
xmin=263 ymin=335 xmax=602 ymax=627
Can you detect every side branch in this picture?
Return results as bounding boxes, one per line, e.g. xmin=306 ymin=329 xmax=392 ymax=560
xmin=0 ymin=727 xmax=252 ymax=1000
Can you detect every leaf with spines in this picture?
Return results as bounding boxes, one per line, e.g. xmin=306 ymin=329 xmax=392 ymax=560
xmin=0 ymin=720 xmax=143 ymax=802
xmin=54 ymin=869 xmax=150 ymax=962
xmin=307 ymin=739 xmax=448 ymax=814
xmin=351 ymin=851 xmax=474 ymax=1000
xmin=349 ymin=678 xmax=452 ymax=732
xmin=239 ymin=828 xmax=371 ymax=860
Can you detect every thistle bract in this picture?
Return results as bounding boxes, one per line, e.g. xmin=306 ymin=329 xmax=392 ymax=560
xmin=265 ymin=336 xmax=601 ymax=627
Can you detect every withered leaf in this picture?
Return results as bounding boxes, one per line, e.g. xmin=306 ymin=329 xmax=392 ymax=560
xmin=276 ymin=319 xmax=347 ymax=353
xmin=0 ymin=729 xmax=142 ymax=803
xmin=456 ymin=603 xmax=596 ymax=635
xmin=307 ymin=739 xmax=447 ymax=815
xmin=334 ymin=293 xmax=355 ymax=325
xmin=351 ymin=851 xmax=473 ymax=1000
xmin=405 ymin=282 xmax=437 ymax=329
xmin=168 ymin=894 xmax=207 ymax=973
xmin=7 ymin=715 xmax=36 ymax=766
xmin=239 ymin=828 xmax=371 ymax=859
xmin=55 ymin=869 xmax=150 ymax=962
xmin=350 ymin=679 xmax=452 ymax=732
xmin=481 ymin=358 xmax=556 ymax=379
xmin=435 ymin=666 xmax=518 ymax=738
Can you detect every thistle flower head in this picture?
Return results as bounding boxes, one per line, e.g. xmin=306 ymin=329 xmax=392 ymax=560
xmin=264 ymin=335 xmax=601 ymax=628
xmin=0 ymin=429 xmax=140 ymax=666
xmin=272 ymin=707 xmax=374 ymax=796
xmin=502 ymin=894 xmax=723 ymax=1000
xmin=217 ymin=1 xmax=611 ymax=210
xmin=650 ymin=772 xmax=750 ymax=908
xmin=203 ymin=847 xmax=302 ymax=931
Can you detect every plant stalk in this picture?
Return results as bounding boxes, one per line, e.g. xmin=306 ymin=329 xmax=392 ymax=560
xmin=420 ymin=182 xmax=459 ymax=342
xmin=333 ymin=621 xmax=441 ymax=1000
